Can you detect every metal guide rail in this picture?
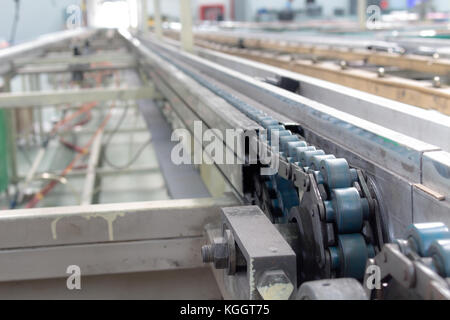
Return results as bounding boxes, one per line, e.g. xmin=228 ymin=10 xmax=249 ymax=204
xmin=122 ymin=31 xmax=450 ymax=300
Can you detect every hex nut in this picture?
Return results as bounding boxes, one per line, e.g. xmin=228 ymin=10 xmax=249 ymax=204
xmin=256 ymin=270 xmax=294 ymax=300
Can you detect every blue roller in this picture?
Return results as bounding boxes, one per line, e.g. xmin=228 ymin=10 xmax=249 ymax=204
xmin=329 ymin=246 xmax=340 ymax=270
xmin=405 ymin=222 xmax=450 ymax=257
xmin=280 ymin=135 xmax=300 ymax=153
xmin=266 ymin=125 xmax=285 ymax=137
xmin=275 ymin=176 xmax=299 ymax=217
xmin=325 ymin=188 xmax=364 ymax=234
xmin=294 ymin=146 xmax=316 ymax=162
xmin=261 ymin=118 xmax=279 ymax=128
xmin=337 ymin=234 xmax=369 ymax=280
xmin=269 ymin=129 xmax=291 ymax=143
xmin=427 ymin=239 xmax=450 ymax=277
xmin=320 ymin=158 xmax=354 ymax=189
xmin=286 ymin=141 xmax=307 ymax=158
xmin=309 ymin=154 xmax=335 ymax=171
xmin=299 ymin=150 xmax=325 ymax=168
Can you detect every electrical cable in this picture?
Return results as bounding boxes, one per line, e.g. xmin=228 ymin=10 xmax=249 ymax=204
xmin=9 ymin=0 xmax=20 ymax=45
xmin=102 ymin=103 xmax=152 ymax=170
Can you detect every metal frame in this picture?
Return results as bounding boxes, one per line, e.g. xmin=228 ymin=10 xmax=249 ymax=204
xmin=0 ymin=194 xmax=238 ymax=282
xmin=127 ymin=31 xmax=450 ymax=238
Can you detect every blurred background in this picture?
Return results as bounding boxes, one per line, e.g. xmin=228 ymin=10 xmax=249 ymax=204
xmin=1 ymin=0 xmax=450 ymax=46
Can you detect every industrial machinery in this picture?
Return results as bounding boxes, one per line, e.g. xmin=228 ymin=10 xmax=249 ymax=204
xmin=0 ymin=25 xmax=449 ymax=300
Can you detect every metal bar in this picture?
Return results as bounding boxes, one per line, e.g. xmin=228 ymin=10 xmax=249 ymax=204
xmin=81 ymin=131 xmax=103 ymax=205
xmin=153 ymin=0 xmax=163 ymax=39
xmin=358 ymin=0 xmax=367 ymax=30
xmin=0 ymin=194 xmax=238 ymax=249
xmin=16 ymin=62 xmax=136 ymax=75
xmin=140 ymin=0 xmax=149 ymax=34
xmin=14 ymin=53 xmax=135 ymax=67
xmin=0 ymin=237 xmax=206 ymax=282
xmin=0 ymin=29 xmax=97 ymax=74
xmin=180 ymin=0 xmax=194 ymax=53
xmin=2 ymin=74 xmax=18 ymax=183
xmin=17 ymin=165 xmax=160 ymax=180
xmin=0 ymin=86 xmax=157 ymax=108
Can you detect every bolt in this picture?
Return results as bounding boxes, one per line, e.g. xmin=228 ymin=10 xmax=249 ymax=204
xmin=377 ymin=67 xmax=385 ymax=78
xmin=201 ymin=244 xmax=214 ymax=263
xmin=433 ymin=52 xmax=440 ymax=60
xmin=256 ymin=270 xmax=294 ymax=300
xmin=201 ymin=237 xmax=229 ymax=269
xmin=433 ymin=76 xmax=441 ymax=88
xmin=339 ymin=60 xmax=348 ymax=70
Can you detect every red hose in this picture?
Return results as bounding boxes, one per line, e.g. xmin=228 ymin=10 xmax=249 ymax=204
xmin=25 ymin=111 xmax=113 ymax=208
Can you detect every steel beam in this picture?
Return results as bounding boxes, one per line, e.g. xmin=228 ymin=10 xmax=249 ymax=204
xmin=153 ymin=0 xmax=163 ymax=39
xmin=0 ymin=194 xmax=239 ymax=281
xmin=14 ymin=53 xmax=135 ymax=67
xmin=0 ymin=29 xmax=97 ymax=75
xmin=180 ymin=0 xmax=194 ymax=53
xmin=16 ymin=62 xmax=136 ymax=75
xmin=0 ymin=86 xmax=157 ymax=108
xmin=81 ymin=131 xmax=103 ymax=205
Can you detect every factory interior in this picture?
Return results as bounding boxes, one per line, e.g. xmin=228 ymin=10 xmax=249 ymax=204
xmin=0 ymin=0 xmax=450 ymax=301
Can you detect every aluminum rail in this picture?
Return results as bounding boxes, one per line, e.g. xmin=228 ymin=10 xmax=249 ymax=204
xmin=158 ymin=36 xmax=450 ymax=153
xmin=122 ymin=31 xmax=450 ymax=238
xmin=0 ymin=28 xmax=98 ymax=76
xmin=192 ymin=42 xmax=450 ymax=153
xmin=0 ymin=195 xmax=239 ymax=282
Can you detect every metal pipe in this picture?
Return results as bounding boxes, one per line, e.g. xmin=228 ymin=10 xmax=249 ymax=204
xmin=153 ymin=0 xmax=163 ymax=39
xmin=180 ymin=0 xmax=194 ymax=53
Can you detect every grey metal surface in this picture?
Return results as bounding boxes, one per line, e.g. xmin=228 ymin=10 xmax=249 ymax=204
xmin=0 ymin=269 xmax=221 ymax=300
xmin=219 ymin=206 xmax=297 ymax=300
xmin=0 ymin=195 xmax=238 ymax=281
xmin=297 ymin=278 xmax=368 ymax=300
xmin=139 ymin=99 xmax=210 ymax=199
xmin=0 ymin=237 xmax=204 ymax=282
xmin=0 ymin=195 xmax=237 ymax=249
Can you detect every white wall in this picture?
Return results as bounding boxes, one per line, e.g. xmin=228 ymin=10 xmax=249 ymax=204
xmin=0 ymin=0 xmax=81 ymax=44
xmin=433 ymin=0 xmax=450 ymax=12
